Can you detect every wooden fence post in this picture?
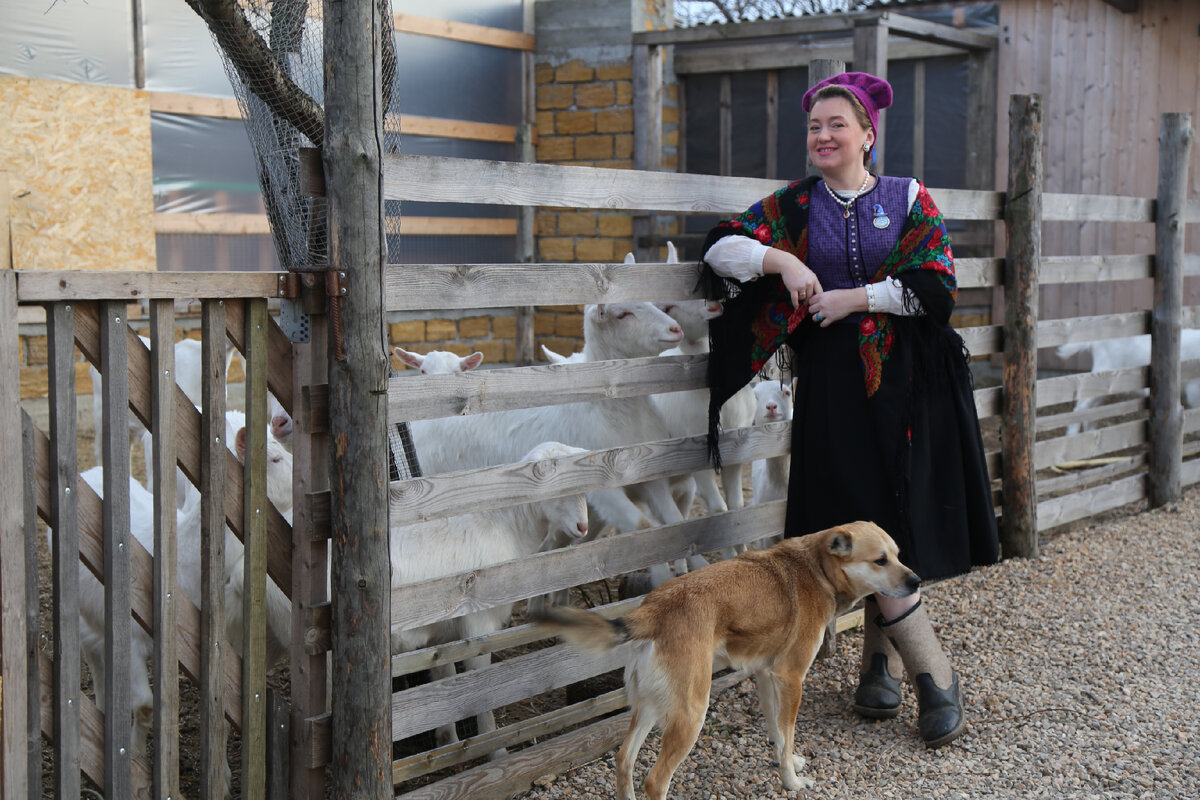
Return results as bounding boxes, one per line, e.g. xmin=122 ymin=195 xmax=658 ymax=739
xmin=323 ymin=0 xmax=393 ymax=795
xmin=1 ymin=264 xmax=30 ymax=798
xmin=1148 ymin=112 xmax=1194 ymax=507
xmin=633 ymin=42 xmax=663 ymax=262
xmin=1002 ymin=94 xmax=1041 ymax=559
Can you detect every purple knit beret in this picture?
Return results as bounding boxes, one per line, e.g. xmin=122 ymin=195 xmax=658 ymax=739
xmin=801 ymin=71 xmax=894 ymax=137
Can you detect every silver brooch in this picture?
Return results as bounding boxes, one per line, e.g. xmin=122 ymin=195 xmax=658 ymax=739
xmin=872 ymin=203 xmax=890 ymax=229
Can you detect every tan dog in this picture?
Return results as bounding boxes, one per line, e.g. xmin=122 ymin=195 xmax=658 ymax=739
xmin=535 ymin=521 xmax=920 ymax=799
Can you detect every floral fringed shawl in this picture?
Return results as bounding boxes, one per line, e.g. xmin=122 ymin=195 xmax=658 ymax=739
xmin=701 ymin=176 xmax=958 ymax=466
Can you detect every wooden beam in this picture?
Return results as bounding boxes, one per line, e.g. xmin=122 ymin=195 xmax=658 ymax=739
xmin=392 ymin=13 xmax=534 ymax=50
xmin=149 ymin=92 xmax=522 ymax=143
xmin=673 ymin=37 xmax=963 ymax=75
xmin=153 ymin=212 xmax=517 ymax=237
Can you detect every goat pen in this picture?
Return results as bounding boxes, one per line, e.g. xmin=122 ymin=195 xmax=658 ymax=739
xmin=0 ymin=104 xmax=1195 ymax=800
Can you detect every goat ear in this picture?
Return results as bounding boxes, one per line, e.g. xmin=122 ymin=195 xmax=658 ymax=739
xmin=623 ymin=252 xmax=636 ymax=264
xmin=235 ymin=427 xmax=248 ymax=462
xmin=393 ymin=346 xmax=424 ymax=370
xmin=541 ymin=344 xmax=566 ymax=363
xmin=461 ymin=352 xmax=484 ymax=371
xmin=666 ymin=241 xmax=678 ymax=263
xmin=828 ymin=527 xmax=854 ymax=555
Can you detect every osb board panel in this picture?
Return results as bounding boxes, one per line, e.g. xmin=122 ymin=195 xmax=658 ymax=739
xmin=1 ymin=76 xmax=156 ymax=271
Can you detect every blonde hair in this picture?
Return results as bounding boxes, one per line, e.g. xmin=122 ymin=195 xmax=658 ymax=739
xmin=809 ymin=85 xmax=874 ymax=167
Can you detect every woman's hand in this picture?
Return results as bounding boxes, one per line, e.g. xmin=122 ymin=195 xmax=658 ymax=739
xmin=807 ymin=287 xmax=868 ymax=327
xmin=763 ymin=249 xmax=822 ymax=309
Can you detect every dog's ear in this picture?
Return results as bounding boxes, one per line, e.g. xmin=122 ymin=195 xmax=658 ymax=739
xmin=828 ymin=527 xmax=854 ymax=555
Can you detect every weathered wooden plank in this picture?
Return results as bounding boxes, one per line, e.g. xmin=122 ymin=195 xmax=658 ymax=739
xmin=1035 ymin=311 xmax=1148 ymax=349
xmin=389 ymin=425 xmax=791 ymax=526
xmin=1037 ymin=454 xmax=1144 ymax=496
xmin=21 ymin=413 xmax=42 ymax=800
xmin=289 ymin=304 xmax=330 ymax=799
xmin=391 ymin=641 xmax=627 ymax=741
xmin=954 ymin=257 xmax=1003 ymax=289
xmin=1037 ymin=473 xmax=1145 ymax=531
xmin=958 ymin=324 xmax=1002 ymax=356
xmin=199 ymin=300 xmax=229 ymax=798
xmin=384 ymin=261 xmax=704 ymax=310
xmin=673 ymin=37 xmax=963 ymax=76
xmin=392 ymin=12 xmax=534 ymax=50
xmin=389 ymin=354 xmax=707 ymax=420
xmin=1039 ymin=254 xmax=1153 ymax=285
xmin=392 ymin=687 xmax=629 ymax=783
xmin=0 ymin=271 xmax=32 ymax=797
xmin=1034 ymin=419 xmax=1145 ymax=470
xmin=391 ymin=502 xmax=786 ymax=631
xmin=384 ymin=153 xmax=1005 ymax=220
xmin=99 ymin=299 xmax=135 ymax=798
xmin=391 ymin=597 xmax=641 ymax=678
xmin=1036 ymin=398 xmax=1145 ymax=433
xmin=1042 ymin=191 xmax=1154 ymax=222
xmin=241 ymin=298 xmax=270 ymax=800
xmin=45 ymin=302 xmax=82 ymax=800
xmin=16 ymin=270 xmax=283 ymax=301
xmin=880 ymin=11 xmax=998 ymax=50
xmin=225 ymin=299 xmax=295 ymax=416
xmin=267 ymin=690 xmax=291 ymax=800
xmin=148 ymin=299 xmax=180 ymax=799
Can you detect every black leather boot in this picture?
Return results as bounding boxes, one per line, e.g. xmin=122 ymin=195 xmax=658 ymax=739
xmin=882 ymin=599 xmax=966 ymax=748
xmin=852 ymin=596 xmax=903 ymax=719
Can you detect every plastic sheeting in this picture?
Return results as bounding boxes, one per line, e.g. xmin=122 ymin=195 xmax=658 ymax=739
xmin=1 ymin=0 xmax=526 ymax=269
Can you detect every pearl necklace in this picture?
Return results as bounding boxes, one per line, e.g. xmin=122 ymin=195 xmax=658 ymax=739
xmin=824 ymin=173 xmax=872 ymax=219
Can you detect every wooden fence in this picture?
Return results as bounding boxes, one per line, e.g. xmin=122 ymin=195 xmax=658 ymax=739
xmin=0 ymin=102 xmax=1195 ymax=799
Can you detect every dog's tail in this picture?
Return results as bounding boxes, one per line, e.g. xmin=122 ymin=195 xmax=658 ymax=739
xmin=532 ymin=607 xmax=631 ymax=655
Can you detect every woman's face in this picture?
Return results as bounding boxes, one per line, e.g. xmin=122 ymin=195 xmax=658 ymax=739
xmin=806 ymin=96 xmax=873 ymax=176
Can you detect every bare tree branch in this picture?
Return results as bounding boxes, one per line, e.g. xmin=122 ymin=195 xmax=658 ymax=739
xmin=183 ymin=0 xmax=325 ymax=147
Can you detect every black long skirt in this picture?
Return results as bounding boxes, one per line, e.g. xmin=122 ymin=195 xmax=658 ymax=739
xmin=782 ymin=316 xmax=998 ymax=582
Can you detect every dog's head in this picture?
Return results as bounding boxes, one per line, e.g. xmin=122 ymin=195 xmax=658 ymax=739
xmin=820 ymin=521 xmax=920 ymax=602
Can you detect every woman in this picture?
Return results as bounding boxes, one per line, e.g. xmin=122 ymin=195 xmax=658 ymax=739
xmin=701 ymin=71 xmax=999 ymax=748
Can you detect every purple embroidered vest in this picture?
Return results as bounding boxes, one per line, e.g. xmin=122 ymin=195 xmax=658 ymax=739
xmin=807 ymin=175 xmax=911 ymax=303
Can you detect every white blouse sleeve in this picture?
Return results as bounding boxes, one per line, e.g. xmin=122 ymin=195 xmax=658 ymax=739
xmin=704 ymin=235 xmax=769 ymax=282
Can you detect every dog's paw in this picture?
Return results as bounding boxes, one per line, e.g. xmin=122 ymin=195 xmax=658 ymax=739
xmin=792 ymin=754 xmax=806 ymax=773
xmin=782 ymin=773 xmax=815 ymax=792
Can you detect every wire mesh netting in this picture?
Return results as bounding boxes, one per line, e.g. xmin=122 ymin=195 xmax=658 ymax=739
xmin=191 ymin=0 xmax=401 ymax=270
xmin=192 ymin=0 xmax=418 ymax=479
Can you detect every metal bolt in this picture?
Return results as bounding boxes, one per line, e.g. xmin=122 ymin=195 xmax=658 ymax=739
xmin=115 ymin=316 xmax=122 ymax=324
xmin=64 ymin=487 xmax=71 ymax=495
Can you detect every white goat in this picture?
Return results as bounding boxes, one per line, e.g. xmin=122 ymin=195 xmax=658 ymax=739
xmin=393 ymin=345 xmax=484 ymax=375
xmin=390 ymin=441 xmax=591 ymax=749
xmin=652 ymin=295 xmax=757 ymax=517
xmin=1056 ymin=330 xmax=1200 ymax=435
xmin=62 ymin=411 xmax=292 ymax=793
xmin=408 ymin=303 xmax=684 ymax=535
xmin=750 ymin=379 xmax=794 ymax=507
xmin=95 ymin=335 xmax=295 ymax=505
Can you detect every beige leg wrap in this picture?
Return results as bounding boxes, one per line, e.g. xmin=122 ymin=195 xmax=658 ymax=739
xmin=881 ymin=599 xmax=955 ymax=690
xmin=861 ymin=595 xmax=904 ymax=682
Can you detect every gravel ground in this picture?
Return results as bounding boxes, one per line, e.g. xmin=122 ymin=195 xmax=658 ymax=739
xmin=517 ymin=490 xmax=1200 ymax=800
